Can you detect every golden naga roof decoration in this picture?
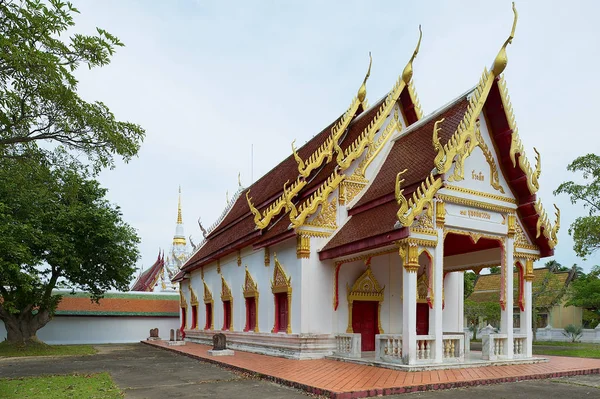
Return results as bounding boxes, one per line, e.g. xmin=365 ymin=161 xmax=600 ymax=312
xmin=498 ymin=76 xmax=541 ymax=195
xmin=533 ymin=200 xmax=560 ymax=249
xmin=246 ymin=178 xmax=305 ymax=230
xmin=395 ymin=169 xmax=443 ymax=227
xmin=291 ymin=53 xmax=372 ymax=180
xmin=333 ymin=28 xmax=422 ymax=171
xmin=286 ymin=169 xmax=345 ymax=229
xmin=432 ymin=3 xmax=518 ymax=177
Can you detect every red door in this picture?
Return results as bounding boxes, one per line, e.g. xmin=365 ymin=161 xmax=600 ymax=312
xmin=246 ymin=297 xmax=256 ymax=331
xmin=205 ymin=304 xmax=212 ymax=330
xmin=223 ymin=301 xmax=231 ymax=330
xmin=352 ymin=301 xmax=378 ymax=351
xmin=276 ymin=293 xmax=288 ymax=332
xmin=416 ymin=303 xmax=429 ymax=335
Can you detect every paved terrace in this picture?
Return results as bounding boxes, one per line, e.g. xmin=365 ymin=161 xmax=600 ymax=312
xmin=144 ymin=340 xmax=600 ymax=398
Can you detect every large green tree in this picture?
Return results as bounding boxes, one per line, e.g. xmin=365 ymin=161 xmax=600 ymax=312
xmin=0 ymin=154 xmax=140 ymax=344
xmin=554 ymin=154 xmax=600 ymax=258
xmin=0 ymin=0 xmax=144 ymax=169
xmin=0 ymin=0 xmax=144 ymax=345
xmin=566 ymin=265 xmax=600 ymax=321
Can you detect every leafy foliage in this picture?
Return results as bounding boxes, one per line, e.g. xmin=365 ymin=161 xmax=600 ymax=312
xmin=463 ymin=271 xmax=477 ymax=299
xmin=554 ymin=154 xmax=600 ymax=258
xmin=0 ymin=0 xmax=144 ymax=170
xmin=0 ymin=153 xmax=140 ymax=343
xmin=464 ymin=299 xmax=501 ymax=340
xmin=566 ymin=265 xmax=600 ymax=315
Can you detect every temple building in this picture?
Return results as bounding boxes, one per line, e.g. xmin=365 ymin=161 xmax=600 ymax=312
xmin=132 ymin=188 xmax=191 ymax=292
xmin=173 ymin=4 xmax=560 ymax=367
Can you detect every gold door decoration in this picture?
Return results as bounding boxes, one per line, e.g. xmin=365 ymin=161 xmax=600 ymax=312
xmin=242 ymin=267 xmax=259 ymax=333
xmin=271 ymin=253 xmax=292 ymax=334
xmin=346 ymin=265 xmax=385 ymax=334
xmin=203 ymin=280 xmax=214 ymax=330
xmin=221 ymin=275 xmax=233 ymax=331
xmin=179 ymin=289 xmax=188 ymax=309
xmin=417 ymin=273 xmax=428 ymax=303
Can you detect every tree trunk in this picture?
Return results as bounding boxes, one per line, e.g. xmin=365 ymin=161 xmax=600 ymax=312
xmin=1 ymin=309 xmax=52 ymax=346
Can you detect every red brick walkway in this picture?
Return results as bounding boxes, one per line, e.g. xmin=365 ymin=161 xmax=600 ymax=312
xmin=143 ymin=340 xmax=600 ymax=398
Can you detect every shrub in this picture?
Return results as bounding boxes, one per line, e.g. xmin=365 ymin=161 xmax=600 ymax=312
xmin=562 ymin=324 xmax=583 ymax=343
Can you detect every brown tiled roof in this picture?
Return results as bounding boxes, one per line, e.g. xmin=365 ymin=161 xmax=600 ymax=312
xmin=354 ymin=96 xmax=470 ymax=208
xmin=468 ymin=268 xmax=572 ymax=307
xmin=319 ymin=96 xmax=470 ymax=257
xmin=184 ymin=109 xmax=360 ymax=270
xmin=131 ymin=253 xmax=164 ymax=292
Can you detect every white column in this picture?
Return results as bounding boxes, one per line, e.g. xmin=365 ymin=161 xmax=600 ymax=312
xmin=500 ymin=237 xmax=514 ymax=358
xmin=402 ymin=247 xmax=418 ymax=365
xmin=431 ymin=232 xmax=444 ymax=363
xmin=523 ymin=260 xmax=533 ymax=357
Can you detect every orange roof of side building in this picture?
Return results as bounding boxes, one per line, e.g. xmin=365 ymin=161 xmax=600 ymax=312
xmin=53 ymin=291 xmax=179 ymax=317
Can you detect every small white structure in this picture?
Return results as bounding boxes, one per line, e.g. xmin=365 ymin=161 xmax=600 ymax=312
xmin=174 ymin=6 xmax=558 ymax=368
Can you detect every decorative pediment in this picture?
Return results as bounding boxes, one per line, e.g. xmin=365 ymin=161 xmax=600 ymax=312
xmin=189 ymin=286 xmax=199 ymax=306
xmin=221 ymin=275 xmax=232 ymax=301
xmin=243 ymin=267 xmax=259 ymax=298
xmin=179 ymin=289 xmax=187 ymax=308
xmin=347 ymin=266 xmax=385 ymax=302
xmin=417 ymin=273 xmax=428 ymax=303
xmin=305 ymin=196 xmax=337 ymax=229
xmin=203 ymin=280 xmax=213 ymax=304
xmin=271 ymin=253 xmax=292 ymax=294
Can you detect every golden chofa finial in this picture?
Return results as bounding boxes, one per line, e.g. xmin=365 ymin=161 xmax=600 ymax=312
xmin=357 ymin=52 xmax=372 ymax=105
xmin=402 ymin=25 xmax=422 ymax=84
xmin=492 ymin=2 xmax=518 ymax=77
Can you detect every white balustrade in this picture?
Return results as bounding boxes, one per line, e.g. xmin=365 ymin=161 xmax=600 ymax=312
xmin=334 ymin=333 xmax=361 ymax=358
xmin=416 ymin=335 xmax=435 ymax=361
xmin=482 ymin=333 xmax=508 ymax=361
xmin=513 ymin=334 xmax=526 ymax=358
xmin=375 ymin=334 xmax=403 ymax=363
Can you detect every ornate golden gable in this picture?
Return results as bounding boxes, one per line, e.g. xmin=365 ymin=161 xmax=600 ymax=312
xmin=221 ymin=275 xmax=232 ymax=301
xmin=346 ymin=265 xmax=385 ymax=303
xmin=203 ymin=280 xmax=213 ymax=304
xmin=189 ymin=286 xmax=199 ymax=306
xmin=243 ymin=267 xmax=259 ymax=298
xmin=271 ymin=253 xmax=292 ymax=294
xmin=305 ymin=196 xmax=337 ymax=229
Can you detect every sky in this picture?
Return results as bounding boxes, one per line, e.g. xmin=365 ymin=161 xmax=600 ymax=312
xmin=68 ymin=0 xmax=600 ymax=276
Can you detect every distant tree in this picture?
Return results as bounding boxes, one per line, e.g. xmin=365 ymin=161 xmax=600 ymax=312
xmin=489 ymin=266 xmax=501 ymax=274
xmin=0 ymin=0 xmax=145 ymax=169
xmin=464 ymin=271 xmax=477 ymax=299
xmin=464 ymin=300 xmax=501 ymax=340
xmin=544 ymin=260 xmax=564 ymax=272
xmin=531 ymin=269 xmax=568 ymax=341
xmin=554 ymin=154 xmax=600 ymax=259
xmin=0 ymin=154 xmax=140 ymax=345
xmin=566 ymin=265 xmax=600 ymax=321
xmin=571 ymin=264 xmax=585 ymax=278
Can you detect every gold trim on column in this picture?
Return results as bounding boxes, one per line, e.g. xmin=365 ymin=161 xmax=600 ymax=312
xmin=346 ymin=265 xmax=385 ymax=333
xmin=524 ymin=259 xmax=535 ymax=281
xmin=216 ymin=259 xmax=221 ymax=274
xmin=296 ymin=234 xmax=310 ymax=259
xmin=507 ymin=214 xmax=516 ymax=238
xmin=264 ymin=247 xmax=270 ymax=267
xmin=221 ymin=276 xmax=233 ymax=331
xmin=242 ymin=267 xmax=259 ymax=333
xmin=271 ymin=253 xmax=292 ymax=334
xmin=436 ymin=200 xmax=445 ymax=229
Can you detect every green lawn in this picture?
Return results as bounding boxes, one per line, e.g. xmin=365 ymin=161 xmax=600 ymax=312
xmin=532 ymin=341 xmax=600 ymax=358
xmin=0 ymin=341 xmax=97 ymax=358
xmin=0 ymin=373 xmax=122 ymax=399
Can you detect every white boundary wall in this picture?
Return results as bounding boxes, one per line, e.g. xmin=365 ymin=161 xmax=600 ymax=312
xmin=0 ymin=316 xmax=178 ymax=345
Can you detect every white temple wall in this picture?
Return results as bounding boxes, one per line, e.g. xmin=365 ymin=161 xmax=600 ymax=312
xmin=180 ymin=279 xmax=190 ymax=327
xmin=442 ymin=272 xmax=463 ymax=332
xmin=302 ymin=236 xmax=334 ymax=333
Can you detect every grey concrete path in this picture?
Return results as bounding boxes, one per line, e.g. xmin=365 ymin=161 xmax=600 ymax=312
xmin=0 ymin=343 xmax=309 ymax=398
xmin=0 ymin=343 xmax=599 ymax=398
